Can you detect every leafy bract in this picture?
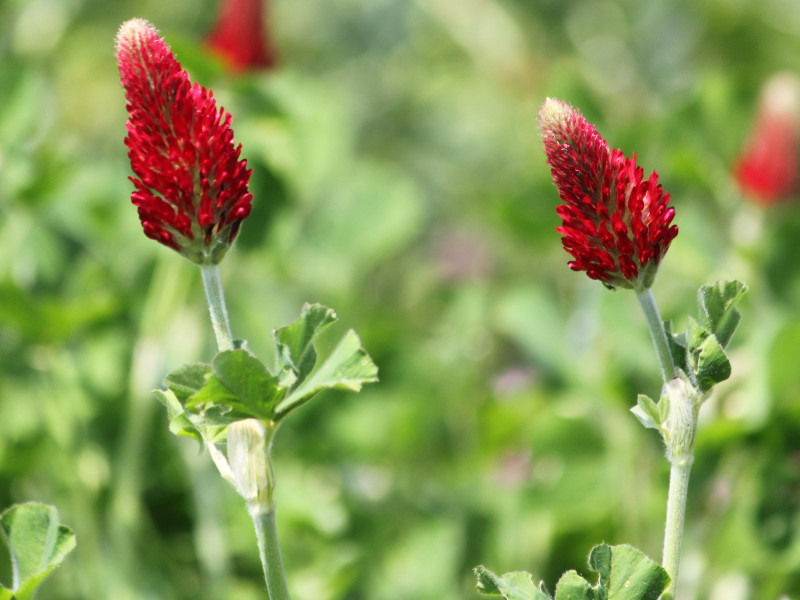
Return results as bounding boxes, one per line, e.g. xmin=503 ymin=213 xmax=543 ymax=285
xmin=691 ymin=333 xmax=731 ymax=393
xmin=662 ymin=280 xmax=746 ymax=394
xmin=156 ymin=303 xmax=378 ymax=440
xmin=155 ymin=363 xmax=228 ymax=443
xmin=275 ymin=329 xmax=378 ymax=418
xmin=697 ymin=280 xmax=747 ymax=349
xmin=630 ymin=393 xmax=666 ymax=432
xmin=187 ymin=350 xmax=283 ymax=422
xmin=476 ymin=544 xmax=668 ymax=600
xmin=0 ymin=503 xmax=76 ymax=600
xmin=275 ymin=303 xmax=337 ymax=387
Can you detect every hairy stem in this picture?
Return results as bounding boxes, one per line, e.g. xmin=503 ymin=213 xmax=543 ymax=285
xmin=636 ymin=287 xmax=695 ymax=599
xmin=636 ymin=287 xmax=676 ymax=382
xmin=251 ymin=507 xmax=291 ymax=600
xmin=201 ymin=264 xmax=234 ymax=351
xmin=660 ymin=459 xmax=692 ymax=600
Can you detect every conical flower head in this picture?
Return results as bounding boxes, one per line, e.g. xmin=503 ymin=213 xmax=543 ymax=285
xmin=116 ymin=18 xmax=253 ymax=265
xmin=538 ymin=98 xmax=678 ymax=290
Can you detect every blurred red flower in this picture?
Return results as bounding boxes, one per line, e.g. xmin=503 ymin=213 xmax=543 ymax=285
xmin=538 ymin=98 xmax=678 ymax=291
xmin=735 ymin=73 xmax=800 ymax=205
xmin=116 ymin=18 xmax=253 ymax=265
xmin=207 ymin=0 xmax=277 ymax=72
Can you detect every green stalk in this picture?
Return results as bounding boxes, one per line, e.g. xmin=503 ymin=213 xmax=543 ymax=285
xmin=201 ymin=263 xmax=234 ymax=351
xmin=660 ymin=460 xmax=692 ymax=600
xmin=635 ymin=287 xmax=676 ymax=382
xmin=251 ymin=507 xmax=292 ymax=600
xmin=200 ymin=267 xmax=292 ymax=598
xmin=635 ymin=287 xmax=695 ymax=600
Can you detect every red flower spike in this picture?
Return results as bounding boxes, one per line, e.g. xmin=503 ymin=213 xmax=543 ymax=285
xmin=116 ymin=18 xmax=253 ymax=265
xmin=735 ymin=73 xmax=800 ymax=205
xmin=538 ymin=98 xmax=678 ymax=291
xmin=206 ymin=0 xmax=278 ymax=73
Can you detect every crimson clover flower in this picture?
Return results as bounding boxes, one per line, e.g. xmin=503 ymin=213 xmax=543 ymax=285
xmin=538 ymin=98 xmax=678 ymax=291
xmin=116 ymin=18 xmax=253 ymax=265
xmin=735 ymin=73 xmax=800 ymax=205
xmin=206 ymin=0 xmax=278 ymax=73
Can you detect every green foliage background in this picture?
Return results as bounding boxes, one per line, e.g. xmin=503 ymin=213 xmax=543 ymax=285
xmin=2 ymin=0 xmax=800 ymax=598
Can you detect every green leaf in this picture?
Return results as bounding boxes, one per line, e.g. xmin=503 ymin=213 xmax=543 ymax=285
xmin=0 ymin=503 xmax=76 ymax=600
xmin=156 ymin=304 xmax=377 ymax=432
xmin=553 ymin=571 xmax=593 ymax=600
xmin=156 ymin=362 xmax=231 ymax=443
xmin=686 ymin=316 xmax=711 ymax=356
xmin=692 ymin=334 xmax=731 ymax=393
xmin=476 ymin=545 xmax=667 ymax=600
xmin=587 ymin=543 xmax=669 ymax=600
xmin=475 ymin=566 xmax=552 ymax=600
xmin=630 ymin=394 xmax=661 ymax=431
xmin=186 ymin=350 xmax=283 ymax=422
xmin=154 ymin=388 xmax=204 ymax=442
xmin=163 ymin=363 xmax=212 ymax=403
xmin=275 ymin=303 xmax=337 ymax=383
xmin=214 ymin=351 xmax=282 ymax=410
xmin=588 ymin=543 xmax=612 ymax=596
xmin=697 ymin=280 xmax=747 ymax=349
xmin=275 ymin=329 xmax=379 ymax=419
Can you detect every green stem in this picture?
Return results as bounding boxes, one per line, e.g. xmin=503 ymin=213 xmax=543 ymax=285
xmin=660 ymin=460 xmax=692 ymax=600
xmin=201 ymin=264 xmax=234 ymax=351
xmin=636 ymin=287 xmax=676 ymax=382
xmin=636 ymin=287 xmax=696 ymax=598
xmin=251 ymin=508 xmax=292 ymax=600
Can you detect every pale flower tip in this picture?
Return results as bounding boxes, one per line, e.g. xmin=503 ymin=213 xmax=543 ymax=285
xmin=115 ymin=18 xmax=155 ymax=52
xmin=537 ymin=97 xmax=572 ymax=131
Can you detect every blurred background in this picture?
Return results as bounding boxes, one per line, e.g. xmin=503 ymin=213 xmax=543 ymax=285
xmin=1 ymin=0 xmax=800 ymax=598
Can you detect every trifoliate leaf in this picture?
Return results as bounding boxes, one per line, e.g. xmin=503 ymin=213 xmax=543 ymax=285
xmin=475 ymin=565 xmax=552 ymax=600
xmin=697 ymin=280 xmax=747 ymax=349
xmin=157 ymin=362 xmax=232 ymax=442
xmin=0 ymin=503 xmax=76 ymax=600
xmin=185 ymin=350 xmax=283 ymax=423
xmin=274 ymin=303 xmax=337 ymax=383
xmin=476 ymin=545 xmax=667 ymax=600
xmin=275 ymin=329 xmax=378 ymax=419
xmin=154 ymin=387 xmax=229 ymax=443
xmin=157 ymin=304 xmax=378 ymax=432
